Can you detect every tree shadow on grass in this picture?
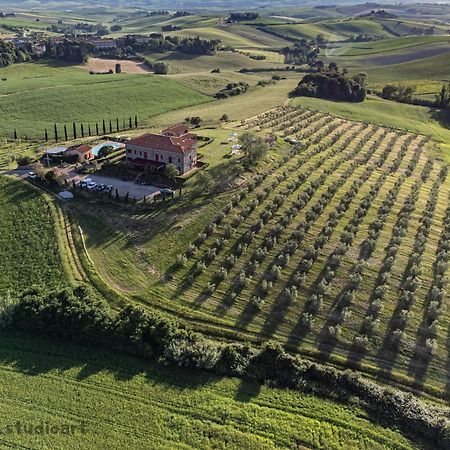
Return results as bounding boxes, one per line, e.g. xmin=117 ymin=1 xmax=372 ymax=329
xmin=430 ymin=108 xmax=450 ymax=130
xmin=234 ymin=379 xmax=261 ymax=402
xmin=0 ymin=331 xmax=217 ymax=390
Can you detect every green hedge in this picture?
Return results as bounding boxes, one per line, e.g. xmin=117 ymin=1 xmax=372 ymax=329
xmin=2 ymin=285 xmax=449 ymax=448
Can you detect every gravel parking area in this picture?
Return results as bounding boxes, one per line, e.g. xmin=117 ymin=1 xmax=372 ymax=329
xmin=68 ymin=174 xmax=161 ymax=200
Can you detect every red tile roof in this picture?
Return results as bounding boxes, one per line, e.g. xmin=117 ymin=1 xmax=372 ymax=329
xmin=162 ymin=123 xmax=189 ymax=136
xmin=70 ymin=145 xmax=92 ymax=154
xmin=127 ymin=133 xmax=196 ymax=154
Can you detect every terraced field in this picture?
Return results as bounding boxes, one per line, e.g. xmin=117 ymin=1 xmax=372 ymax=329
xmin=153 ymin=106 xmax=450 ymax=397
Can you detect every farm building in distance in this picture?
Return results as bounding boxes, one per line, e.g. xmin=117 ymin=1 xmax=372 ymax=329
xmin=125 ymin=125 xmax=197 ymax=174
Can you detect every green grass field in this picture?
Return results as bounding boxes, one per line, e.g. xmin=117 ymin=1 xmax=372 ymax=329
xmin=0 ymin=332 xmax=422 ymax=449
xmin=145 ymin=50 xmax=284 ymax=75
xmin=0 ymin=177 xmax=68 ymax=294
xmin=327 ymin=35 xmax=450 ymax=58
xmin=0 ymin=61 xmax=210 ymax=139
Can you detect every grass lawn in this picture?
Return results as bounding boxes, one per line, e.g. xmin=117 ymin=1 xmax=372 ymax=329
xmin=0 ymin=332 xmax=422 ymax=449
xmin=0 ymin=61 xmax=211 ymax=139
xmin=145 ymin=78 xmax=299 ymax=128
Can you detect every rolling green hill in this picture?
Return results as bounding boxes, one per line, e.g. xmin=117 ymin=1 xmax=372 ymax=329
xmin=0 ymin=61 xmax=210 ymax=139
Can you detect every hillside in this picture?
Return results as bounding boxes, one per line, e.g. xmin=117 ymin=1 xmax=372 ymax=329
xmin=0 ymin=62 xmax=211 ymax=139
xmin=1 ymin=3 xmax=450 ymax=448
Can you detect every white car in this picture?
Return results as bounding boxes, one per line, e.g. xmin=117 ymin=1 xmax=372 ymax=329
xmin=80 ymin=178 xmax=92 ymax=187
xmin=27 ymin=171 xmax=37 ymax=180
xmin=86 ymin=182 xmax=97 ymax=191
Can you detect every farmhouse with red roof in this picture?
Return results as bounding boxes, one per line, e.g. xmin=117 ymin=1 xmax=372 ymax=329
xmin=125 ymin=124 xmax=197 ymax=174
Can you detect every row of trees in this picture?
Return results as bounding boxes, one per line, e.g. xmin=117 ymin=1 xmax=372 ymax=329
xmin=179 ymin=113 xmax=339 ymax=278
xmin=389 ymin=167 xmax=447 ymax=354
xmin=123 ymin=34 xmax=221 ymax=56
xmin=2 ymin=286 xmax=448 ymax=448
xmin=361 ymin=156 xmax=434 ymax=350
xmin=13 ymin=116 xmax=138 ymax=142
xmin=189 ymin=120 xmax=361 ymax=298
xmin=301 ymin=133 xmax=409 ymax=336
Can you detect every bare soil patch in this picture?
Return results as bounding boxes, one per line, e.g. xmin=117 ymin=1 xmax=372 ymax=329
xmin=84 ymin=58 xmax=153 ymax=74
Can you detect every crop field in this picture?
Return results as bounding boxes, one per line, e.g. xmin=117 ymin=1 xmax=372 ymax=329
xmin=81 ymin=105 xmax=449 ymax=399
xmin=0 ymin=62 xmax=210 ymax=139
xmin=0 ymin=177 xmax=68 ymax=294
xmin=326 ymin=35 xmax=450 ymax=59
xmin=145 ymin=50 xmax=285 ymax=74
xmin=0 ymin=332 xmax=422 ymax=449
xmin=262 ymin=23 xmax=346 ymax=42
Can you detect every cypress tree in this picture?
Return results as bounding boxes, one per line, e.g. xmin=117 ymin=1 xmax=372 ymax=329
xmin=102 ymin=119 xmax=106 ymax=134
xmin=64 ymin=125 xmax=68 ymax=141
xmin=135 ymin=115 xmax=138 ymax=127
xmin=109 ymin=120 xmax=112 ymax=133
xmin=53 ymin=124 xmax=57 ymax=142
xmin=129 ymin=117 xmax=132 ymax=128
xmin=88 ymin=124 xmax=92 ymax=136
xmin=73 ymin=122 xmax=77 ymax=139
xmin=96 ymin=123 xmax=99 ymax=135
xmin=44 ymin=129 xmax=48 ymax=141
xmin=81 ymin=123 xmax=84 ymax=138
xmin=116 ymin=118 xmax=119 ymax=131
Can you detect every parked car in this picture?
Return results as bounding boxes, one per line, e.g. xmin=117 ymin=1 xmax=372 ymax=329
xmin=27 ymin=171 xmax=37 ymax=180
xmin=86 ymin=182 xmax=97 ymax=191
xmin=160 ymin=188 xmax=174 ymax=196
xmin=80 ymin=178 xmax=92 ymax=187
xmin=105 ymin=185 xmax=113 ymax=192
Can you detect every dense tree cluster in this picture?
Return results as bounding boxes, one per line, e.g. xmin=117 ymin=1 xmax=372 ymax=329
xmin=381 ymin=84 xmax=416 ymax=102
xmin=228 ymin=12 xmax=259 ymax=22
xmin=0 ymin=41 xmax=34 ymax=68
xmin=214 ymin=82 xmax=249 ymax=99
xmin=176 ymin=36 xmax=220 ymax=55
xmin=281 ymin=39 xmax=319 ymax=66
xmin=292 ymin=71 xmax=366 ymax=102
xmin=45 ymin=39 xmax=91 ymax=63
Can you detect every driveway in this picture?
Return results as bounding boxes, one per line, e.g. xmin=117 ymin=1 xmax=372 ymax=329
xmin=67 ymin=173 xmax=161 ymax=200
